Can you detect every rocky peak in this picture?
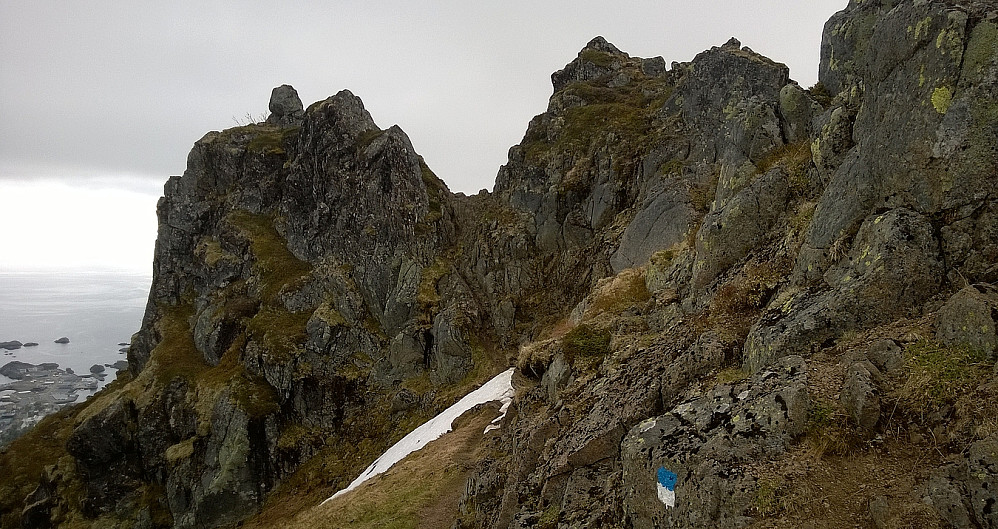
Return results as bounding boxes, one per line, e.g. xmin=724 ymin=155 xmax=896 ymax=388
xmin=550 ymin=36 xmax=633 ymax=92
xmin=265 ymin=84 xmax=304 ymax=126
xmin=584 ymin=35 xmax=622 ymax=54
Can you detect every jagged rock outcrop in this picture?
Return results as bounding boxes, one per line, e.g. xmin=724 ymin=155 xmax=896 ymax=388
xmin=455 ymin=2 xmax=998 ymax=528
xmin=622 ymin=356 xmax=809 ymax=529
xmin=2 ymin=1 xmax=997 ymax=528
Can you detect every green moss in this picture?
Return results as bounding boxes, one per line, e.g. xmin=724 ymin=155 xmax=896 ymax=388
xmin=807 ymin=82 xmax=833 ymax=108
xmin=752 ymin=477 xmax=785 ymax=516
xmin=717 ymin=367 xmax=749 ymax=385
xmin=538 ymin=504 xmax=561 ymax=529
xmin=689 ymin=173 xmax=719 ymax=213
xmin=650 ymin=248 xmax=676 ymax=268
xmin=579 ymin=49 xmax=615 ymax=68
xmin=521 ymin=76 xmax=672 ymax=169
xmin=196 ymin=237 xmax=231 ymax=267
xmin=962 ymin=22 xmax=998 ymax=81
xmin=804 ymin=398 xmax=854 ymax=456
xmin=245 ymin=306 xmax=310 ymax=363
xmin=562 ymin=103 xmax=647 ymax=151
xmin=228 ymin=211 xmax=311 ymax=302
xmin=354 ymin=128 xmax=385 ymax=153
xmin=313 ymin=301 xmax=348 ymax=328
xmin=756 ymin=141 xmax=812 ymax=175
xmin=658 ymin=158 xmax=684 ymax=176
xmin=209 ymin=335 xmax=281 ymax=420
xmin=149 ymin=304 xmax=205 ymax=384
xmin=562 ymin=324 xmax=612 ymax=359
xmin=219 ymin=123 xmax=299 ymax=155
xmin=0 ymin=408 xmax=82 ymax=525
xmin=585 ymin=269 xmax=650 ymax=318
xmin=417 ymin=258 xmax=450 ymax=318
xmin=418 ymin=157 xmax=446 ymax=226
xmin=141 ymin=306 xmax=280 ymax=424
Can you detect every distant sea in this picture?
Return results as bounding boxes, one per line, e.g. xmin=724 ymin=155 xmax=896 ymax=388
xmin=0 ymin=270 xmax=151 ymax=391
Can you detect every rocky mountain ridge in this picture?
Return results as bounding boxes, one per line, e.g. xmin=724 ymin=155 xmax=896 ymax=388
xmin=1 ymin=0 xmax=997 ymax=527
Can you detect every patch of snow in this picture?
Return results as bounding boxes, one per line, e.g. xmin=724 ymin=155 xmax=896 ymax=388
xmin=323 ymin=368 xmax=515 ymax=504
xmin=483 ymin=392 xmax=514 ymax=434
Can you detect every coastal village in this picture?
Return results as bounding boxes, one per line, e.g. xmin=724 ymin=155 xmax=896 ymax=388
xmin=0 ymin=340 xmax=128 ymax=446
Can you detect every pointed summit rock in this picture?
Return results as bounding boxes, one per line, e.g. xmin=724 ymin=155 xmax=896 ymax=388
xmin=551 ymin=35 xmax=630 ymax=92
xmin=584 ymin=35 xmax=623 ymax=54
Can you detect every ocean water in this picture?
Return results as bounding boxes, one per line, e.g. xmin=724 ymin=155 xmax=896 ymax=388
xmin=0 ymin=270 xmax=151 ymax=390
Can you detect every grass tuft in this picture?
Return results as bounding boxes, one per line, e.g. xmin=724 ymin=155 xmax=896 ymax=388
xmin=561 ymin=324 xmax=612 ymax=360
xmin=803 ymin=397 xmax=855 ymax=457
xmin=892 ymin=339 xmax=990 ymax=411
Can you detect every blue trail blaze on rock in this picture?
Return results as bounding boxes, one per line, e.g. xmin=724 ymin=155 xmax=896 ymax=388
xmin=657 ymin=467 xmax=678 ymax=508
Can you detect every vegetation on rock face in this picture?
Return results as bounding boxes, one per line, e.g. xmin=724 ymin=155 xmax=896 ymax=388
xmin=521 ymin=73 xmax=673 ymax=172
xmin=0 ymin=408 xmax=83 ymax=528
xmin=218 ymin=123 xmax=300 ymax=155
xmin=228 ymin=211 xmax=312 ymax=302
xmin=891 ymin=339 xmax=994 ymax=416
xmin=561 ymin=324 xmax=612 ymax=359
xmin=756 ymin=140 xmax=813 ymax=195
xmin=245 ymin=306 xmax=310 ymax=363
xmin=803 ymin=397 xmax=855 ymax=457
xmin=418 ymin=158 xmax=446 ymax=227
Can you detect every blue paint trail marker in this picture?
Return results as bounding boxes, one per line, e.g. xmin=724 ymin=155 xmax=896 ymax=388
xmin=657 ymin=467 xmax=678 ymax=508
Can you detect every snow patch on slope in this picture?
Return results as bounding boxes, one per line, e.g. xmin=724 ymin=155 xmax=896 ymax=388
xmin=323 ymin=367 xmax=515 ymax=503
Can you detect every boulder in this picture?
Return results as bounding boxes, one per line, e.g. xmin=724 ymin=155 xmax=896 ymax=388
xmin=54 ymin=337 xmax=69 ymax=344
xmin=778 ymin=83 xmax=821 ymax=143
xmin=66 ymin=397 xmax=143 ymax=516
xmin=264 ymin=84 xmax=304 ymax=126
xmin=89 ymin=364 xmax=106 ymax=375
xmin=746 ymin=208 xmax=943 ymax=372
xmin=840 ymin=360 xmax=881 ymax=433
xmin=622 ymin=356 xmax=809 ymax=529
xmin=0 ymin=341 xmax=22 ymax=350
xmin=935 ymin=285 xmax=997 ymax=359
xmin=924 ymin=435 xmax=998 ymax=529
xmin=866 ymin=339 xmax=903 ymax=374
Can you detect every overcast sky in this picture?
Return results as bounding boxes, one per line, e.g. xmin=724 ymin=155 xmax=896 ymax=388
xmin=0 ymin=0 xmax=846 ymax=271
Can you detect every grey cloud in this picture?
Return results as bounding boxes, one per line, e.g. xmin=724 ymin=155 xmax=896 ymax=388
xmin=0 ymin=0 xmax=846 ymax=194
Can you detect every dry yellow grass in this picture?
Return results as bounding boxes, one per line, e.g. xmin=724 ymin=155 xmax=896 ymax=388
xmin=246 ymin=403 xmax=501 ymax=529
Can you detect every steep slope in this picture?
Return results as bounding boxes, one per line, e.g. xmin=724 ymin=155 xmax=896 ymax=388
xmin=454 ymin=1 xmax=998 ymax=528
xmin=1 ymin=1 xmax=997 ymax=528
